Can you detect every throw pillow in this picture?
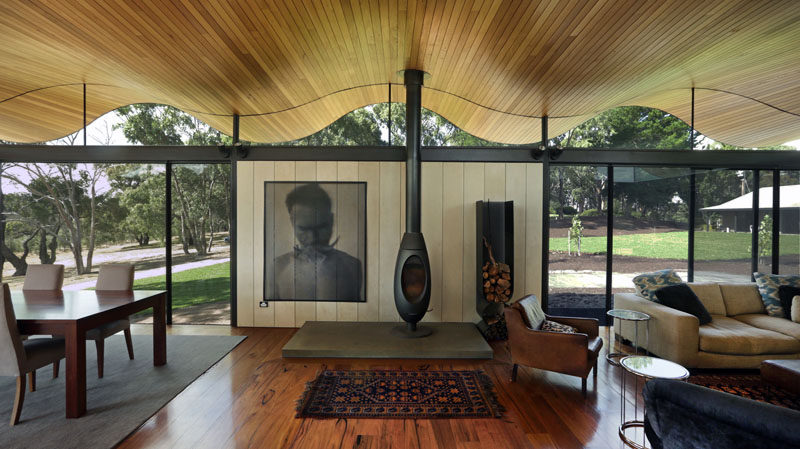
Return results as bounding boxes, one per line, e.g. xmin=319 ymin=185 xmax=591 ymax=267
xmin=753 ymin=272 xmax=800 ymax=317
xmin=540 ymin=320 xmax=577 ymax=333
xmin=517 ymin=295 xmax=546 ymax=330
xmin=778 ymin=285 xmax=800 ymax=320
xmin=793 ymin=296 xmax=800 ymax=323
xmin=632 ymin=269 xmax=683 ymax=301
xmin=654 ymin=283 xmax=713 ymax=325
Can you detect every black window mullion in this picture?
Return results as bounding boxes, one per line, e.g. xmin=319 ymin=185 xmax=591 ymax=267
xmin=605 ymin=165 xmax=614 ymax=318
xmin=688 ymin=169 xmax=696 ymax=282
xmin=751 ymin=170 xmax=760 ymax=280
xmin=772 ymin=169 xmax=780 ymax=274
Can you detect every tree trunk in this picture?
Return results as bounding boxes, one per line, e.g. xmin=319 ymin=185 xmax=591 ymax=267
xmin=86 ymin=173 xmax=98 ymax=272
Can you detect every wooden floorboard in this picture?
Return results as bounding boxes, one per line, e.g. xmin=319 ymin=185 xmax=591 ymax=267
xmin=118 ymin=325 xmax=643 ymax=449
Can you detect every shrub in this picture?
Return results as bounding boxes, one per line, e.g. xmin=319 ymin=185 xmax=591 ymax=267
xmin=578 ymin=208 xmax=601 ymax=217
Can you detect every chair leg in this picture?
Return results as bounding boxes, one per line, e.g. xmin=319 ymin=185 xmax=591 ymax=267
xmin=581 ymin=377 xmax=587 ymax=396
xmin=27 ymin=370 xmax=36 ymax=392
xmin=511 ymin=364 xmax=518 ymax=382
xmin=124 ymin=328 xmax=134 ymax=360
xmin=11 ymin=376 xmax=25 ymax=426
xmin=53 ymin=360 xmax=60 ymax=378
xmin=96 ymin=339 xmax=105 ymax=378
xmin=594 ymin=360 xmax=598 ymax=380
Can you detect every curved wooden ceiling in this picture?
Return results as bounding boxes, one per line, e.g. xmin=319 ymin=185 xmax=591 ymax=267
xmin=1 ymin=0 xmax=799 ymax=146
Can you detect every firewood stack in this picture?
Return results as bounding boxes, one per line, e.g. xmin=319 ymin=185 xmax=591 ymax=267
xmin=482 ymin=237 xmax=512 ymax=304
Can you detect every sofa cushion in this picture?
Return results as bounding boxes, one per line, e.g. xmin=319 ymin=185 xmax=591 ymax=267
xmin=688 ymin=283 xmax=726 ymax=316
xmin=718 ymin=283 xmax=764 ymax=316
xmin=733 ymin=314 xmax=800 ymax=341
xmin=698 ymin=316 xmax=800 ymax=355
xmin=778 ymin=285 xmax=800 ymax=320
xmin=632 ymin=269 xmax=683 ymax=301
xmin=753 ymin=272 xmax=800 ymax=317
xmin=655 ymin=283 xmax=713 ymax=325
xmin=794 ymin=296 xmax=800 ymax=323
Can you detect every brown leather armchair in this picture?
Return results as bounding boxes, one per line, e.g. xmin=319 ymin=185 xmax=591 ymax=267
xmin=504 ymin=297 xmax=603 ymax=395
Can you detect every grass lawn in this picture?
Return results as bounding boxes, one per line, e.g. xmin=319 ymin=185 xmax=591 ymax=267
xmin=549 ymin=231 xmax=800 ymax=260
xmin=133 ymin=262 xmax=230 ymax=309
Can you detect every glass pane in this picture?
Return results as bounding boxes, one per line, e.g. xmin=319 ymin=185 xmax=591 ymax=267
xmin=612 ymin=167 xmax=690 ymax=295
xmin=0 ymin=163 xmax=167 ymax=322
xmin=694 ymin=169 xmax=755 ymax=282
xmin=170 ymin=163 xmax=231 ymax=324
xmin=757 ymin=171 xmax=775 ymax=274
xmin=547 ymin=165 xmax=608 ymax=320
xmin=779 ymin=171 xmax=800 ymax=275
xmin=401 ymin=255 xmax=426 ymax=301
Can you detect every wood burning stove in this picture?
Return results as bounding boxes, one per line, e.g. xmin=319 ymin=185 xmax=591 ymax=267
xmin=393 ymin=69 xmax=432 ymax=337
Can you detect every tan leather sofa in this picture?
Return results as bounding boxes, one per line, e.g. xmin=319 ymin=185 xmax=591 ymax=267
xmin=614 ymin=283 xmax=800 ymax=369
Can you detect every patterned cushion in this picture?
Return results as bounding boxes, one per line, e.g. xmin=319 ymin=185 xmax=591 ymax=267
xmin=540 ymin=320 xmax=577 ymax=333
xmin=793 ymin=297 xmax=800 ymax=323
xmin=632 ymin=269 xmax=683 ymax=301
xmin=753 ymin=272 xmax=800 ymax=317
xmin=517 ymin=295 xmax=546 ymax=330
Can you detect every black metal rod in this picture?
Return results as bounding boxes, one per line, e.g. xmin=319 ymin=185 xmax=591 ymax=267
xmin=165 ymin=161 xmax=173 ymax=325
xmin=540 ymin=115 xmax=550 ymax=310
xmin=752 ymin=170 xmax=760 ymax=280
xmin=388 ymin=83 xmax=392 ymax=146
xmin=404 ymin=70 xmax=424 ymax=233
xmin=83 ymin=83 xmax=87 ymax=146
xmin=772 ymin=169 xmax=780 ymax=274
xmin=688 ymin=169 xmax=696 ymax=282
xmin=606 ymin=165 xmax=614 ymax=316
xmin=230 ymin=114 xmax=239 ymax=327
xmin=690 ymin=87 xmax=695 ymax=150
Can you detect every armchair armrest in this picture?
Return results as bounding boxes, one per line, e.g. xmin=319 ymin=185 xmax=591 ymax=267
xmin=546 ymin=315 xmax=599 ymax=339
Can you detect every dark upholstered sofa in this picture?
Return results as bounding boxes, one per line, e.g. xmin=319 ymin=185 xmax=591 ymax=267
xmin=643 ymin=379 xmax=800 ymax=449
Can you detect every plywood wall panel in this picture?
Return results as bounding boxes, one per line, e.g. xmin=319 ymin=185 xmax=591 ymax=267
xmin=237 ymin=160 xmax=543 ymax=327
xmin=462 ymin=163 xmax=485 ymax=323
xmin=252 ymin=161 xmax=275 ymax=327
xmin=442 ymin=162 xmax=464 ymax=322
xmin=421 ymin=162 xmax=443 ymax=323
xmin=505 ymin=163 xmax=527 ymax=301
xmin=358 ymin=162 xmax=381 ymax=322
xmin=526 ymin=163 xmax=544 ymax=300
xmin=379 ymin=162 xmax=402 ymax=322
xmin=235 ymin=161 xmax=254 ymax=327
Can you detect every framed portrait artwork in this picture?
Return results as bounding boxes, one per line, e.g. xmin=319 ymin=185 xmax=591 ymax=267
xmin=263 ymin=181 xmax=367 ymax=302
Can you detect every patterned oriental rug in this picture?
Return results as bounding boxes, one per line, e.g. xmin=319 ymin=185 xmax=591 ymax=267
xmin=688 ymin=373 xmax=800 ymax=411
xmin=296 ymin=369 xmax=504 ymax=419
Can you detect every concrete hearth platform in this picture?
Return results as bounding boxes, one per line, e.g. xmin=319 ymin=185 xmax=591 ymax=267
xmin=282 ymin=321 xmax=493 ymax=359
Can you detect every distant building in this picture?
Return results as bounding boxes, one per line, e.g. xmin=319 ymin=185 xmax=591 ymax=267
xmin=701 ymin=185 xmax=800 ymax=234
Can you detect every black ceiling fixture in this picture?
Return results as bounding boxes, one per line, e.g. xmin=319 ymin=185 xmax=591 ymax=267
xmin=393 ymin=69 xmax=433 ymax=338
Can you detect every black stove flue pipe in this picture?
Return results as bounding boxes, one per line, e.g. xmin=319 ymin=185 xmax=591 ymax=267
xmin=393 ymin=69 xmax=432 ymax=337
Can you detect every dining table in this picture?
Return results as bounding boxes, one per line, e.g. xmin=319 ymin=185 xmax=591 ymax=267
xmin=11 ymin=289 xmax=167 ymax=418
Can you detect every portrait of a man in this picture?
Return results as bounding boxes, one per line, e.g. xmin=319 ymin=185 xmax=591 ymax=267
xmin=264 ymin=182 xmax=366 ymax=302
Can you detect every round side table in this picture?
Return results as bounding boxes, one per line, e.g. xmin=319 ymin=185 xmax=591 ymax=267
xmin=619 ymin=356 xmax=689 ymax=449
xmin=606 ymin=309 xmax=650 ymax=367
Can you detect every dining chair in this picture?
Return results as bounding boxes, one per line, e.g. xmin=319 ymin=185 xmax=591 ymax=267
xmin=0 ymin=283 xmax=66 ymax=425
xmin=21 ymin=264 xmax=65 ymax=386
xmin=88 ymin=264 xmax=135 ymax=378
xmin=22 ymin=264 xmax=65 ymax=291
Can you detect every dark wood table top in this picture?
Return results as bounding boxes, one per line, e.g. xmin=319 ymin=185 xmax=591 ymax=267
xmin=11 ymin=290 xmax=167 ymax=321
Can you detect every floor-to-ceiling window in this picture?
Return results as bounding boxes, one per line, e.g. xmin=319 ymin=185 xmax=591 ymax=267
xmin=547 ymin=165 xmax=608 ymax=320
xmin=694 ymin=169 xmax=756 ymax=282
xmin=612 ymin=166 xmax=690 ymax=294
xmin=0 ymin=163 xmax=167 ymax=322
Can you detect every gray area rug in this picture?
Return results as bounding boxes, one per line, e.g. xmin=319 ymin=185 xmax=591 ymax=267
xmin=0 ymin=334 xmax=245 ymax=449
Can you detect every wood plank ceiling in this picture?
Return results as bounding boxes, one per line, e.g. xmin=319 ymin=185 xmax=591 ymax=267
xmin=0 ymin=0 xmax=799 ymax=146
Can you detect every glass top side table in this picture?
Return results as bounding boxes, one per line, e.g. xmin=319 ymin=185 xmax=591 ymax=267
xmin=606 ymin=308 xmax=650 ymax=367
xmin=619 ymin=356 xmax=689 ymax=449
